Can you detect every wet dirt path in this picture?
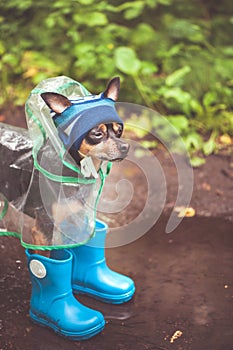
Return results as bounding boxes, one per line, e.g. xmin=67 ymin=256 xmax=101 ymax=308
xmin=1 ymin=215 xmax=233 ymax=350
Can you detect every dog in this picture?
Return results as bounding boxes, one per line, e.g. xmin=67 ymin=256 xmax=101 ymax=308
xmin=0 ymin=77 xmax=129 ymax=255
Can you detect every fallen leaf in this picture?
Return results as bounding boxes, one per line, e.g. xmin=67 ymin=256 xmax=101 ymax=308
xmin=219 ymin=134 xmax=232 ymax=145
xmin=174 ymin=206 xmax=196 ymax=218
xmin=202 ymin=182 xmax=211 ymax=191
xmin=170 ymin=330 xmax=183 ymax=343
xmin=23 ymin=67 xmax=38 ymax=78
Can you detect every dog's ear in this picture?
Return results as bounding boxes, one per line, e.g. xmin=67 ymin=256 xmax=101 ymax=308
xmin=103 ymin=77 xmax=120 ymax=101
xmin=41 ymin=92 xmax=72 ymax=114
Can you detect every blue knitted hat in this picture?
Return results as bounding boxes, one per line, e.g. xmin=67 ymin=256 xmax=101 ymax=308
xmin=53 ymin=94 xmax=123 ymax=150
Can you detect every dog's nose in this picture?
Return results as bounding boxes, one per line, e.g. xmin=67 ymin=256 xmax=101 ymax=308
xmin=119 ymin=142 xmax=130 ymax=155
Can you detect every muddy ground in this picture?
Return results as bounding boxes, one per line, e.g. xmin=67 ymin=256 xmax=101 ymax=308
xmin=0 ymin=106 xmax=233 ymax=350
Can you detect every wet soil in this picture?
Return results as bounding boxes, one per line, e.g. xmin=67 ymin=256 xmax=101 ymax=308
xmin=0 ymin=107 xmax=233 ymax=350
xmin=1 ymin=215 xmax=233 ymax=350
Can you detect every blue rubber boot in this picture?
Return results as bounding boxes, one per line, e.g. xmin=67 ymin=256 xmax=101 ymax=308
xmin=70 ymin=220 xmax=135 ymax=304
xmin=25 ymin=249 xmax=105 ymax=340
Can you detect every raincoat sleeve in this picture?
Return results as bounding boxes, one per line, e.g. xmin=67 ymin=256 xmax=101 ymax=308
xmin=0 ymin=122 xmax=33 ymax=237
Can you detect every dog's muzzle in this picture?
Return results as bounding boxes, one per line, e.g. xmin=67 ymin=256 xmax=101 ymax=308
xmin=116 ymin=140 xmax=130 ymax=160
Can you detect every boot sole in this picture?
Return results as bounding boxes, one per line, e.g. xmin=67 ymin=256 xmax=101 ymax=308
xmin=73 ymin=284 xmax=136 ymax=304
xmin=29 ymin=310 xmax=105 ymax=340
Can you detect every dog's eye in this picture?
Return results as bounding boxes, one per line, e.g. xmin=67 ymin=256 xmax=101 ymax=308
xmin=94 ymin=131 xmax=104 ymax=138
xmin=89 ymin=129 xmax=104 ymax=140
xmin=115 ymin=126 xmax=123 ymax=138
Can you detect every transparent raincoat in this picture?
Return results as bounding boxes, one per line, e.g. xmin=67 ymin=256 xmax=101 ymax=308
xmin=0 ymin=76 xmax=118 ymax=250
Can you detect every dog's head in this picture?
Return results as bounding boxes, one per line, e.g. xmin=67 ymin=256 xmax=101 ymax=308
xmin=41 ymin=77 xmax=129 ymax=166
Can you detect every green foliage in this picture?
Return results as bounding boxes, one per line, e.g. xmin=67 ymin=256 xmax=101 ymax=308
xmin=115 ymin=47 xmax=141 ymax=76
xmin=0 ymin=0 xmax=232 ymax=164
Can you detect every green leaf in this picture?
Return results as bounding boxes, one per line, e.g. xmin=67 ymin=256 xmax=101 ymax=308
xmin=184 ymin=132 xmax=203 ymax=151
xmin=146 ymin=0 xmax=158 ymax=7
xmin=78 ymin=0 xmax=95 ymax=4
xmin=221 ymin=46 xmax=233 ymax=56
xmin=167 ymin=115 xmax=189 ymax=133
xmin=163 ymin=87 xmax=193 ymax=115
xmin=202 ymin=131 xmax=217 ymax=156
xmin=190 ymin=99 xmax=203 ymax=115
xmin=140 ymin=61 xmax=158 ymax=75
xmin=203 ymin=138 xmax=215 ymax=156
xmin=124 ymin=1 xmax=144 ymax=19
xmin=166 ymin=66 xmax=191 ymax=86
xmin=158 ymin=0 xmax=172 ymax=5
xmin=73 ymin=12 xmax=108 ymax=27
xmin=190 ymin=156 xmax=206 ymax=167
xmin=117 ymin=1 xmax=144 ymax=12
xmin=166 ymin=17 xmax=205 ymax=43
xmin=131 ymin=23 xmax=156 ymax=47
xmin=166 ymin=44 xmax=184 ymax=57
xmin=45 ymin=16 xmax=56 ymax=28
xmin=115 ymin=47 xmax=141 ymax=75
xmin=2 ymin=53 xmax=19 ymax=66
xmin=140 ymin=140 xmax=158 ymax=148
xmin=0 ymin=41 xmax=5 ymax=55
